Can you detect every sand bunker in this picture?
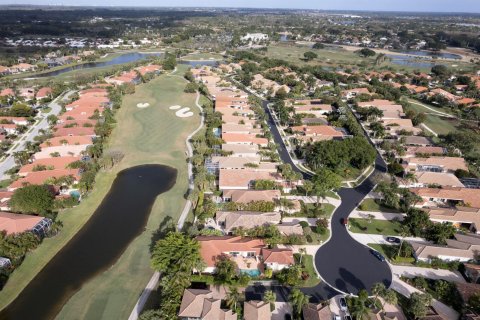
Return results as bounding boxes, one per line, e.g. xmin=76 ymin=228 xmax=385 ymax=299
xmin=175 ymin=107 xmax=194 ymax=118
xmin=137 ymin=103 xmax=150 ymax=108
xmin=169 ymin=105 xmax=181 ymax=110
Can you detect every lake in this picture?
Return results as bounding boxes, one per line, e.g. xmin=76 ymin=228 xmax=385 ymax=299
xmin=179 ymin=59 xmax=222 ymax=67
xmin=395 ymin=50 xmax=461 ymax=60
xmin=0 ymin=164 xmax=177 ymax=320
xmin=35 ymin=52 xmax=163 ymax=78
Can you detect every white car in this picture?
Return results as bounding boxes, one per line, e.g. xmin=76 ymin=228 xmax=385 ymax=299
xmin=333 ymin=315 xmax=341 ymax=320
xmin=339 ymin=297 xmax=348 ymax=312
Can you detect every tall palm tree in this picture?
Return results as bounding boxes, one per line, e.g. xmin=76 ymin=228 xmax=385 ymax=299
xmin=351 ymin=299 xmax=369 ymax=320
xmin=397 ymin=225 xmax=410 ymax=259
xmin=371 ymin=282 xmax=386 ymax=309
xmin=263 ymin=290 xmax=276 ymax=312
xmin=226 ymin=285 xmax=241 ymax=311
xmin=382 ymin=289 xmax=398 ymax=312
xmin=298 ymin=248 xmax=307 ymax=264
xmin=289 ymin=288 xmax=310 ymax=320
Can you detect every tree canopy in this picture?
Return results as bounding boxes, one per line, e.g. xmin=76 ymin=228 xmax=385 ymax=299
xmin=10 ymin=185 xmax=55 ymax=215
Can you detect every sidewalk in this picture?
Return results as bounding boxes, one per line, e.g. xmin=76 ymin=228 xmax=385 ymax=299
xmin=349 ymin=232 xmax=427 ymax=246
xmin=391 ymin=265 xmax=466 ymax=283
xmin=391 ymin=276 xmax=460 ymax=320
xmin=350 ymin=210 xmax=405 ymax=221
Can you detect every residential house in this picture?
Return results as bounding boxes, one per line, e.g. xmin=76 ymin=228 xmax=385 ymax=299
xmin=221 ymin=189 xmax=281 ymax=203
xmin=403 ymin=136 xmax=434 ymax=147
xmin=262 ymin=248 xmax=294 ymax=271
xmin=405 ymin=146 xmax=445 ymax=158
xmin=218 ymin=169 xmax=283 ymax=190
xmin=0 ymin=212 xmax=52 ymax=237
xmin=221 ymin=133 xmax=268 ymax=147
xmin=18 ymin=156 xmax=80 ymax=176
xmin=0 ymin=191 xmax=13 ymax=211
xmin=0 ymin=117 xmax=29 ymax=126
xmin=221 ymin=144 xmax=259 ymax=157
xmin=215 ymin=211 xmax=281 ymax=234
xmin=411 ymin=187 xmax=480 ymax=208
xmin=303 ymin=303 xmax=332 ymax=320
xmin=291 ymin=125 xmax=346 ymax=142
xmin=426 ymin=207 xmax=480 ymax=234
xmin=36 ymin=87 xmax=53 ymax=101
xmin=178 ymin=288 xmax=237 ymax=320
xmin=410 ymin=233 xmax=480 ymax=262
xmin=402 ymin=156 xmax=468 ymax=173
xmin=398 ymin=171 xmax=464 ymax=188
xmin=342 ymin=87 xmax=371 ymax=99
xmin=244 ymin=301 xmax=271 ymax=320
xmin=8 ymin=169 xmax=80 ymax=191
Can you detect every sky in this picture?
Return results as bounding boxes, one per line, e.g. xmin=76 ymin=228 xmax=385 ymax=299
xmin=1 ymin=0 xmax=480 ymax=13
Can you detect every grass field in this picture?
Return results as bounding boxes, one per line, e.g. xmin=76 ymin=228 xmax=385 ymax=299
xmin=358 ymin=198 xmax=401 ymax=213
xmin=294 ymin=253 xmax=321 ymax=287
xmin=181 ymin=52 xmax=224 ymax=60
xmin=349 ymin=218 xmax=403 ymax=236
xmin=0 ymin=65 xmax=200 ymax=319
xmin=368 ymin=243 xmax=415 ymax=265
xmin=406 ymin=99 xmax=459 ymax=135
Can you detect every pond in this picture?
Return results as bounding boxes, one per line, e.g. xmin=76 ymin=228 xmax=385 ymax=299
xmin=394 ymin=50 xmax=461 ymax=60
xmin=179 ymin=59 xmax=223 ymax=67
xmin=0 ymin=164 xmax=177 ymax=320
xmin=386 ymin=54 xmax=449 ymax=69
xmin=34 ymin=52 xmax=163 ymax=78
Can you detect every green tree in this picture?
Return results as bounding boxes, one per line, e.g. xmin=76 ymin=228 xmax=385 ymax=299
xmin=10 ymin=102 xmax=34 ymax=117
xmin=403 ymin=209 xmax=432 ymax=237
xmin=10 ymin=185 xmax=55 ymax=215
xmin=358 ymin=48 xmax=376 ymax=57
xmin=311 ymin=168 xmax=342 ymax=207
xmin=225 ymin=285 xmax=242 ymax=311
xmin=303 ymin=51 xmax=318 ymax=61
xmin=214 ymin=254 xmax=238 ymax=283
xmin=407 ymin=292 xmax=432 ymax=319
xmin=426 ymin=222 xmax=456 ymax=244
xmin=371 ymin=282 xmax=386 ymax=308
xmin=263 ymin=290 xmax=276 ymax=311
xmin=382 ymin=289 xmax=398 ymax=312
xmin=289 ymin=288 xmax=310 ymax=320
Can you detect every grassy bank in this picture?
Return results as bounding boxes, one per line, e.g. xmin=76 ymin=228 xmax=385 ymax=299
xmin=0 ymin=65 xmax=199 ymax=319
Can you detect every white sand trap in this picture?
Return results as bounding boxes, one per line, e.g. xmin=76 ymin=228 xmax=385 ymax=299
xmin=176 ymin=107 xmax=194 ymax=118
xmin=137 ymin=103 xmax=150 ymax=108
xmin=169 ymin=105 xmax=181 ymax=110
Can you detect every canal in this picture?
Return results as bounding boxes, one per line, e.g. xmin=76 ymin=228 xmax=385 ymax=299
xmin=0 ymin=164 xmax=177 ymax=320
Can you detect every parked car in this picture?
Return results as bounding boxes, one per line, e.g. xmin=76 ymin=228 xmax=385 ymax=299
xmin=333 ymin=315 xmax=341 ymax=320
xmin=370 ymin=249 xmax=386 ymax=262
xmin=386 ymin=236 xmax=401 ymax=244
xmin=344 ymin=316 xmax=352 ymax=320
xmin=339 ymin=297 xmax=348 ymax=311
xmin=341 ymin=218 xmax=348 ymax=226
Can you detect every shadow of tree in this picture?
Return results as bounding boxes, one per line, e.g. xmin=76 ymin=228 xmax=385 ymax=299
xmin=149 ymin=215 xmax=175 ymax=253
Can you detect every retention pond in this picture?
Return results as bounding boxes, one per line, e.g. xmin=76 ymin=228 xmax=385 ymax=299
xmin=0 ymin=164 xmax=177 ymax=320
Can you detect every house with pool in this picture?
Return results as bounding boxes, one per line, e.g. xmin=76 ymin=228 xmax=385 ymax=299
xmin=196 ymin=236 xmax=294 ymax=276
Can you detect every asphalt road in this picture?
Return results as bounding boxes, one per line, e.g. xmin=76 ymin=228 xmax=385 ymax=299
xmin=260 ymin=97 xmax=392 ymax=298
xmin=0 ymin=91 xmax=74 ymax=181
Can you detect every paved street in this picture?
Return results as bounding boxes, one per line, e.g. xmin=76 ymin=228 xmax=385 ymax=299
xmin=0 ymin=91 xmax=74 ymax=181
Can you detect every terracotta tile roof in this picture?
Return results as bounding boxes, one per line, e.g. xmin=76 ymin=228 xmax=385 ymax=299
xmin=406 ymin=146 xmax=445 ymax=156
xmin=9 ymin=169 xmax=79 ymax=190
xmin=0 ymin=212 xmax=44 ymax=235
xmin=0 ymin=88 xmax=14 ymax=97
xmin=457 ymin=98 xmax=476 ymax=105
xmin=135 ymin=64 xmax=162 ymax=76
xmin=358 ymin=99 xmax=397 ymax=108
xmin=219 ymin=169 xmax=282 ymax=190
xmin=19 ymin=156 xmax=80 ymax=175
xmin=412 ymin=171 xmax=464 ymax=187
xmin=221 ymin=144 xmax=259 ymax=155
xmin=244 ymin=301 xmax=271 ymax=320
xmin=222 ymin=133 xmax=268 ymax=146
xmin=53 ymin=126 xmax=96 ymax=137
xmin=404 ymin=156 xmax=468 ymax=172
xmin=40 ymin=136 xmax=92 ymax=148
xmin=222 ymin=189 xmax=281 ymax=203
xmin=262 ymin=248 xmax=294 ymax=265
xmin=291 ymin=125 xmax=344 ymax=137
xmin=211 ymin=156 xmax=261 ymax=169
xmin=410 ymin=187 xmax=480 ymax=208
xmin=36 ymin=87 xmax=52 ymax=99
xmin=197 ymin=236 xmax=265 ymax=267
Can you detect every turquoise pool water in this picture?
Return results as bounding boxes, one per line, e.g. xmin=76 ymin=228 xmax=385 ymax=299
xmin=240 ymin=269 xmax=261 ymax=277
xmin=69 ymin=190 xmax=81 ymax=199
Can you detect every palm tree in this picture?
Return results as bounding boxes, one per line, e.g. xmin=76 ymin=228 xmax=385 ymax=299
xmin=226 ymin=285 xmax=241 ymax=312
xmin=263 ymin=290 xmax=276 ymax=312
xmin=351 ymin=300 xmax=370 ymax=320
xmin=298 ymin=248 xmax=307 ymax=264
xmin=382 ymin=289 xmax=398 ymax=312
xmin=397 ymin=225 xmax=410 ymax=259
xmin=289 ymin=288 xmax=310 ymax=320
xmin=371 ymin=282 xmax=386 ymax=309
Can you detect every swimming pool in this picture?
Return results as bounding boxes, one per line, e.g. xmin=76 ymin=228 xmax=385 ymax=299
xmin=240 ymin=269 xmax=261 ymax=277
xmin=69 ymin=190 xmax=81 ymax=199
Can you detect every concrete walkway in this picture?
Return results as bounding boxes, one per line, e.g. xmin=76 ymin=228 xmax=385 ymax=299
xmin=391 ymin=276 xmax=460 ymax=320
xmin=391 ymin=265 xmax=466 ymax=283
xmin=350 ymin=210 xmax=405 ymax=221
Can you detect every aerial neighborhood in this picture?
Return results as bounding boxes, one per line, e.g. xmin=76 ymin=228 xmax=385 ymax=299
xmin=0 ymin=5 xmax=479 ymax=320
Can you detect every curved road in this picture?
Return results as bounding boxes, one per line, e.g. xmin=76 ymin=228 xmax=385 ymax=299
xmin=260 ymin=98 xmax=392 ymax=300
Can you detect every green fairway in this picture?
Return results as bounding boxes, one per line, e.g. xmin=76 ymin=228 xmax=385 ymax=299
xmin=0 ymin=65 xmax=200 ymax=319
xmin=349 ymin=218 xmax=403 ymax=236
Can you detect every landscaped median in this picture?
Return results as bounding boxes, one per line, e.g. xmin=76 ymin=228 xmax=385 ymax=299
xmin=0 ymin=64 xmax=201 ymax=319
xmin=349 ymin=217 xmax=403 ymax=236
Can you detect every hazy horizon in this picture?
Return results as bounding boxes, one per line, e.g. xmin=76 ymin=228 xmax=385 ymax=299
xmin=0 ymin=0 xmax=480 ymax=14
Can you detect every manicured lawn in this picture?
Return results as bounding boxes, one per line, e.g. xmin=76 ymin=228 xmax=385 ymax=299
xmin=406 ymin=99 xmax=459 ymax=135
xmin=326 ymin=190 xmax=340 ymax=200
xmin=294 ymin=253 xmax=320 ymax=287
xmin=40 ymin=107 xmax=52 ymax=113
xmin=349 ymin=218 xmax=403 ymax=236
xmin=358 ymin=198 xmax=401 ymax=213
xmin=182 ymin=52 xmax=223 ymax=60
xmin=0 ymin=65 xmax=200 ymax=319
xmin=368 ymin=243 xmax=415 ymax=265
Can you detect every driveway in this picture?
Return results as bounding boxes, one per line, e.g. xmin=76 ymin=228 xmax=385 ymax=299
xmin=0 ymin=91 xmax=74 ymax=180
xmin=391 ymin=265 xmax=466 ymax=283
